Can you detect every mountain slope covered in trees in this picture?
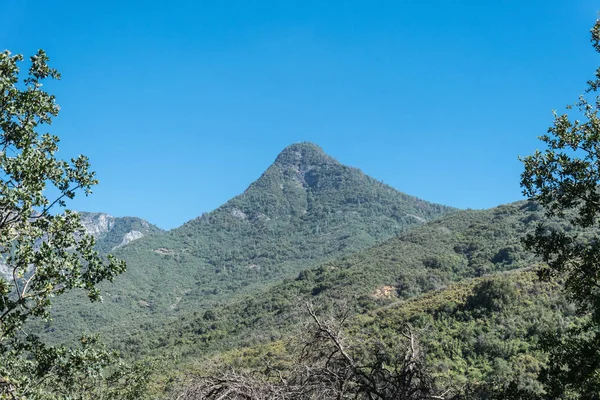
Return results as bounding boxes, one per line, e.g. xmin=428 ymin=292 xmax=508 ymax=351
xmin=115 ymin=201 xmax=542 ymax=361
xmin=141 ymin=201 xmax=582 ymax=399
xmin=45 ymin=142 xmax=456 ymax=343
xmin=35 ymin=149 xmax=588 ymax=399
xmin=171 ymin=270 xmax=574 ymax=399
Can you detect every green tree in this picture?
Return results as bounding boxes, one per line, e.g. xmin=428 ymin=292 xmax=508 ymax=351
xmin=520 ymin=17 xmax=600 ymax=398
xmin=0 ymin=50 xmax=149 ymax=399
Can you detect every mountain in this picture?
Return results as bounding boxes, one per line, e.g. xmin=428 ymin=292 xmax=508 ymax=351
xmin=118 ymin=200 xmax=540 ymax=362
xmin=128 ymin=200 xmax=570 ymax=399
xmin=36 ymin=144 xmax=570 ymax=398
xmin=43 ymin=142 xmax=456 ymax=343
xmin=78 ymin=212 xmax=164 ymax=253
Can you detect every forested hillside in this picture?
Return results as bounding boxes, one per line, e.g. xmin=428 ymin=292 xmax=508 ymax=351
xmin=116 ymin=201 xmax=543 ymax=363
xmin=43 ymin=142 xmax=455 ymax=344
xmin=173 ymin=271 xmax=574 ymax=399
xmin=36 ymin=148 xmax=592 ymax=399
xmin=120 ymin=200 xmax=580 ymax=398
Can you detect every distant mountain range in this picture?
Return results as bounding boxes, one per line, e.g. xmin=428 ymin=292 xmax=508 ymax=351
xmin=43 ymin=142 xmax=456 ymax=343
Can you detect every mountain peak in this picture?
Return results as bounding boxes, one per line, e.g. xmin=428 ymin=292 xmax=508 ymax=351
xmin=274 ymin=142 xmax=339 ymax=169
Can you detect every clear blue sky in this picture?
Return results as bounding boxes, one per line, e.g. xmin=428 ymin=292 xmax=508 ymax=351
xmin=1 ymin=0 xmax=598 ymax=229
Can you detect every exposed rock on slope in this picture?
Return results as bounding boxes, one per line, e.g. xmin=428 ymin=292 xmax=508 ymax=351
xmin=78 ymin=212 xmax=163 ymax=253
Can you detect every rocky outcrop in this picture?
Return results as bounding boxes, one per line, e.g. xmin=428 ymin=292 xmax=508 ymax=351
xmin=77 ymin=212 xmax=163 ymax=253
xmin=115 ymin=230 xmax=145 ymax=249
xmin=79 ymin=213 xmax=115 ymax=237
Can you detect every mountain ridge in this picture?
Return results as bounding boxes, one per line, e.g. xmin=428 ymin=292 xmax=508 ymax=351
xmin=187 ymin=142 xmax=450 ymax=227
xmin=43 ymin=142 xmax=458 ymax=344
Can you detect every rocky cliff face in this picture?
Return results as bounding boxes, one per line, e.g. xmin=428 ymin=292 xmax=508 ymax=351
xmin=78 ymin=212 xmax=163 ymax=253
xmin=79 ymin=212 xmax=116 ymax=237
xmin=117 ymin=230 xmax=145 ymax=248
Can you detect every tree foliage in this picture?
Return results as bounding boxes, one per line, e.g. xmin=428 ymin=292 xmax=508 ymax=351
xmin=171 ymin=270 xmax=579 ymax=399
xmin=0 ymin=49 xmax=150 ymax=399
xmin=520 ymin=17 xmax=600 ymax=397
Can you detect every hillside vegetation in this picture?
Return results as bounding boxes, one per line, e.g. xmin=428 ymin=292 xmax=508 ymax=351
xmin=30 ymin=145 xmax=590 ymax=399
xmin=115 ymin=200 xmax=544 ymax=365
xmin=174 ymin=270 xmax=574 ymax=399
xmin=44 ymin=143 xmax=455 ymax=344
xmin=32 ymin=144 xmax=589 ymax=399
